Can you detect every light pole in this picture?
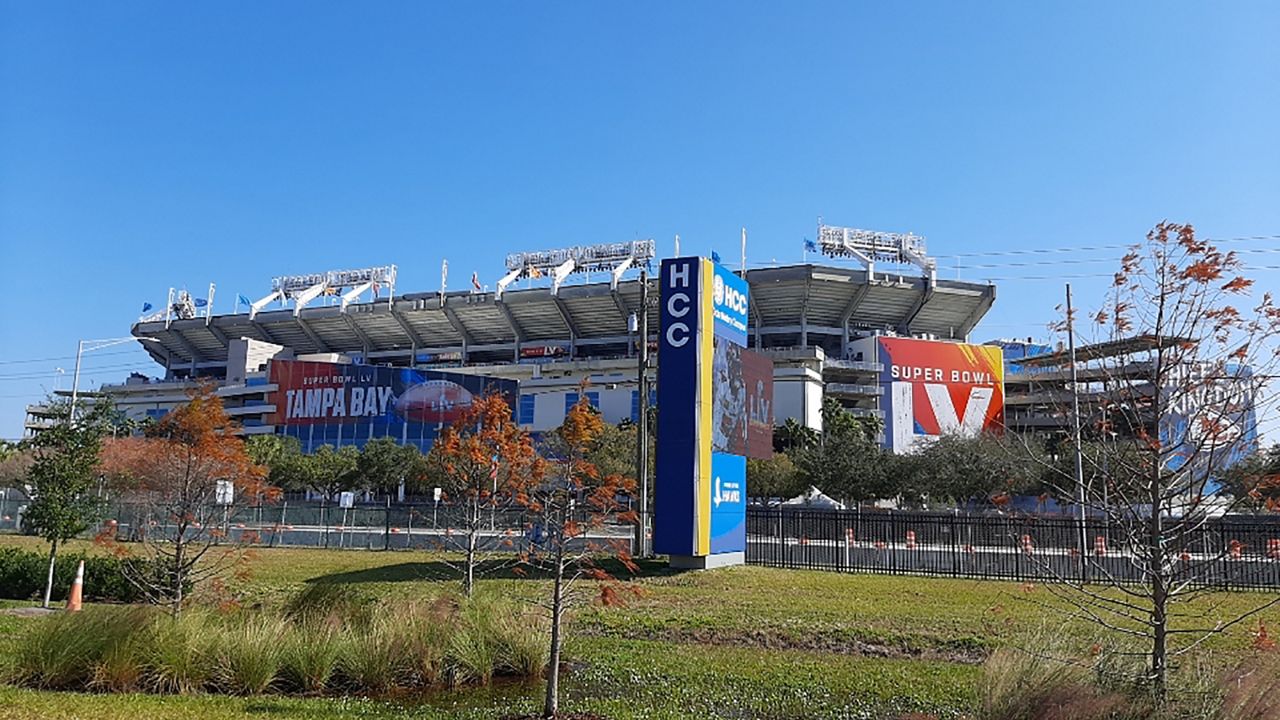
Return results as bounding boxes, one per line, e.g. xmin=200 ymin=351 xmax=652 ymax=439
xmin=69 ymin=337 xmax=159 ymax=421
xmin=632 ymin=269 xmax=653 ymax=557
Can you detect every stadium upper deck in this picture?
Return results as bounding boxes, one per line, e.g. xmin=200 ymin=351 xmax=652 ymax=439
xmin=131 ymin=263 xmax=996 ymax=376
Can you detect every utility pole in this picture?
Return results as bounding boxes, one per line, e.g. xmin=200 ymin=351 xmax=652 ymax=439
xmin=635 ymin=269 xmax=652 ymax=557
xmin=1066 ymin=283 xmax=1088 ymax=579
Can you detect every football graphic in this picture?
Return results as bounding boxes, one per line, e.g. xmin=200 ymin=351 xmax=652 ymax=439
xmin=394 ymin=380 xmax=474 ymax=423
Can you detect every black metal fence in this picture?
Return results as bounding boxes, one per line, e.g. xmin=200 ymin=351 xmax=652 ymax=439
xmin=8 ymin=500 xmax=641 ymax=555
xmin=746 ymin=507 xmax=1280 ymax=590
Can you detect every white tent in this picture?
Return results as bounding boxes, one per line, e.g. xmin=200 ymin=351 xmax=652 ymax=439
xmin=781 ymin=486 xmax=846 ymax=510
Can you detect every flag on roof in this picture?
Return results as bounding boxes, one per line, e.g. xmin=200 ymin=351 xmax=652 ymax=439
xmin=194 ymin=298 xmax=208 ymax=308
xmin=804 ymin=238 xmax=817 ymax=252
xmin=471 ymin=272 xmax=482 ymax=292
xmin=141 ymin=302 xmax=153 ymax=313
xmin=237 ymin=294 xmax=251 ymax=306
xmin=711 ymin=250 xmax=722 ymax=264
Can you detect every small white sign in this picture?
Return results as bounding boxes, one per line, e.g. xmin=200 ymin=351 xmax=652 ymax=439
xmin=215 ymin=480 xmax=235 ymax=506
xmin=338 ymin=491 xmax=355 ymax=509
xmin=433 ymin=487 xmax=442 ymax=502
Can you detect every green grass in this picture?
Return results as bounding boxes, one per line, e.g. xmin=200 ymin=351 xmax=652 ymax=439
xmin=3 ymin=533 xmax=1278 ymax=718
xmin=0 ymin=637 xmax=978 ymax=720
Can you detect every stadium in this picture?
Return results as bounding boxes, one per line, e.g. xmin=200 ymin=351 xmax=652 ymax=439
xmin=25 ymin=223 xmax=1004 ymax=451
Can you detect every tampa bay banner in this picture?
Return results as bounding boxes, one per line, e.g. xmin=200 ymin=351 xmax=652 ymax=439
xmin=876 ymin=337 xmax=1004 ymax=454
xmin=267 ymin=359 xmax=517 ymax=453
xmin=655 ymin=257 xmax=768 ymax=561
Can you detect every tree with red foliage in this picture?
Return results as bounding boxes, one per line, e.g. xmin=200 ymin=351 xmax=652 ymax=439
xmin=525 ymin=393 xmax=637 ymax=719
xmin=99 ymin=385 xmax=275 ymax=616
xmin=425 ymin=390 xmax=545 ymax=597
xmin=1019 ymin=222 xmax=1280 ymax=696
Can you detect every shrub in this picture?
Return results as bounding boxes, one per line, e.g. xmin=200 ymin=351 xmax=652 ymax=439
xmin=216 ymin=617 xmax=286 ymax=695
xmin=0 ymin=546 xmax=166 ymax=604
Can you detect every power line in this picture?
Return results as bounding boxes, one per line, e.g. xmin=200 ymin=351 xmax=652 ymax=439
xmin=0 ymin=348 xmax=148 ymax=366
xmin=934 ymin=233 xmax=1280 ymax=260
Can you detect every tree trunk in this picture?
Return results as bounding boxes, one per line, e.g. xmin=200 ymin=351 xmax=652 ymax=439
xmin=172 ymin=536 xmax=184 ymax=619
xmin=42 ymin=538 xmax=59 ymax=609
xmin=1149 ymin=501 xmax=1168 ymax=696
xmin=543 ymin=538 xmax=565 ymax=719
xmin=465 ymin=523 xmax=477 ymax=598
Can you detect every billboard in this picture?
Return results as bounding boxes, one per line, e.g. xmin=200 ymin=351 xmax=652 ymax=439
xmin=1161 ymin=363 xmax=1259 ymax=482
xmin=655 ymin=257 xmax=763 ymax=563
xmin=267 ymin=359 xmax=518 ymax=453
xmin=876 ymin=338 xmax=1004 ymax=454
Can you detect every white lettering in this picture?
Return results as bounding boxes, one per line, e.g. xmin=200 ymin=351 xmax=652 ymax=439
xmin=284 ymin=390 xmax=294 ymax=419
xmin=349 ymin=387 xmax=365 ymax=416
xmin=332 ymin=388 xmax=346 ymax=417
xmin=305 ymin=389 xmax=323 ymax=418
xmin=669 ymin=262 xmax=690 ymax=288
xmin=667 ymin=323 xmax=690 ymax=347
xmin=667 ymin=292 xmax=690 ymax=318
xmin=378 ymin=387 xmax=394 ymax=414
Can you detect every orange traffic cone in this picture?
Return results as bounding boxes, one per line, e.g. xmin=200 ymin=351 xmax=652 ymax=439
xmin=67 ymin=560 xmax=84 ymax=612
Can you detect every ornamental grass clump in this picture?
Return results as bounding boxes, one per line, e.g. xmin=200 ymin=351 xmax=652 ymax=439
xmin=146 ymin=610 xmax=217 ymax=694
xmin=279 ymin=625 xmax=342 ymax=695
xmin=215 ymin=616 xmax=287 ymax=695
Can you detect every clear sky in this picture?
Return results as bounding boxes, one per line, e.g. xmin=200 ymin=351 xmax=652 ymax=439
xmin=2 ymin=2 xmax=1278 ymax=439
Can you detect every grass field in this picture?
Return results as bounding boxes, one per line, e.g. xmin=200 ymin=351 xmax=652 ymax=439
xmin=1 ymin=534 xmax=1276 ymax=719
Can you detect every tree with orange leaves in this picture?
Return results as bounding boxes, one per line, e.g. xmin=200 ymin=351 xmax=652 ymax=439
xmin=1018 ymin=222 xmax=1280 ymax=696
xmin=98 ymin=385 xmax=275 ymax=617
xmin=425 ymin=390 xmax=544 ymax=597
xmin=526 ymin=393 xmax=637 ymax=719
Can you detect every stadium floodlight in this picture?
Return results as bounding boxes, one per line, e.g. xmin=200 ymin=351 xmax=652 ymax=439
xmin=816 ymin=223 xmax=936 ymax=277
xmin=252 ymin=265 xmax=398 ymax=318
xmin=498 ymin=240 xmax=655 ymax=298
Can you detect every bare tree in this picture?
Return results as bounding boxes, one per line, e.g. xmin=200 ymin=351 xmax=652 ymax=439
xmin=525 ymin=394 xmax=637 ymax=719
xmin=1015 ymin=222 xmax=1280 ymax=696
xmin=99 ymin=386 xmax=276 ymax=616
xmin=425 ymin=391 xmax=544 ymax=597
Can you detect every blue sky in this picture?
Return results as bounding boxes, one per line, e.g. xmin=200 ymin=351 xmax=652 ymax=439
xmin=2 ymin=2 xmax=1278 ymax=439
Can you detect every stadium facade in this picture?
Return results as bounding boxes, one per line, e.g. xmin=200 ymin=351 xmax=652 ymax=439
xmin=26 ymin=226 xmax=1008 ymax=453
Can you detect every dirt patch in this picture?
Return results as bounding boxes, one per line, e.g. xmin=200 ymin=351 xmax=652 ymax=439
xmin=0 ymin=606 xmax=58 ymax=618
xmin=578 ymin=624 xmax=989 ymax=664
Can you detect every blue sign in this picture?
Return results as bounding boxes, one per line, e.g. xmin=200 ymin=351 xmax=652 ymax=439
xmin=654 ymin=257 xmax=750 ymax=563
xmin=654 ymin=257 xmax=709 ymax=557
xmin=709 ymin=452 xmax=746 ymax=554
xmin=710 ymin=262 xmax=749 ymax=346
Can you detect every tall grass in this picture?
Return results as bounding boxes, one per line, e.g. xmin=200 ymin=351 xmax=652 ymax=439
xmin=279 ymin=625 xmax=341 ymax=694
xmin=215 ymin=617 xmax=286 ymax=695
xmin=2 ymin=586 xmax=547 ymax=698
xmin=980 ymin=642 xmax=1280 ymax=720
xmin=147 ymin=611 xmax=217 ymax=694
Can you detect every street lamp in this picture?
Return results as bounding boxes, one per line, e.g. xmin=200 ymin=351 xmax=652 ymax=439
xmin=69 ymin=336 xmax=160 ymax=421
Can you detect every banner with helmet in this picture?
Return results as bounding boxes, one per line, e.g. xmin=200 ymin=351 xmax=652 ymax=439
xmin=267 ymin=359 xmax=517 ymax=453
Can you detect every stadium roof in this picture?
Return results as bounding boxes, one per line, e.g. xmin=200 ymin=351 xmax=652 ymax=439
xmin=1014 ymin=334 xmax=1195 ymax=367
xmin=131 ymin=264 xmax=996 ymax=370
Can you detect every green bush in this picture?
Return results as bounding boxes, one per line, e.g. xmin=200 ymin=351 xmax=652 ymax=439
xmin=0 ymin=547 xmax=149 ymax=603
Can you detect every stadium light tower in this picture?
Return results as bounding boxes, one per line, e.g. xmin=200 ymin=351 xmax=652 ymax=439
xmin=69 ymin=336 xmax=159 ymax=421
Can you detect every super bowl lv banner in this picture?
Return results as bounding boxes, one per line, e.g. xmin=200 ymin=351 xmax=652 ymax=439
xmin=267 ymin=359 xmax=517 ymax=453
xmin=874 ymin=337 xmax=1004 ymax=454
xmin=655 ymin=258 xmax=768 ymax=564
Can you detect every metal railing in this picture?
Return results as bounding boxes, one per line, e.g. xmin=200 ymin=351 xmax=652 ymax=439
xmin=746 ymin=507 xmax=1280 ymax=590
